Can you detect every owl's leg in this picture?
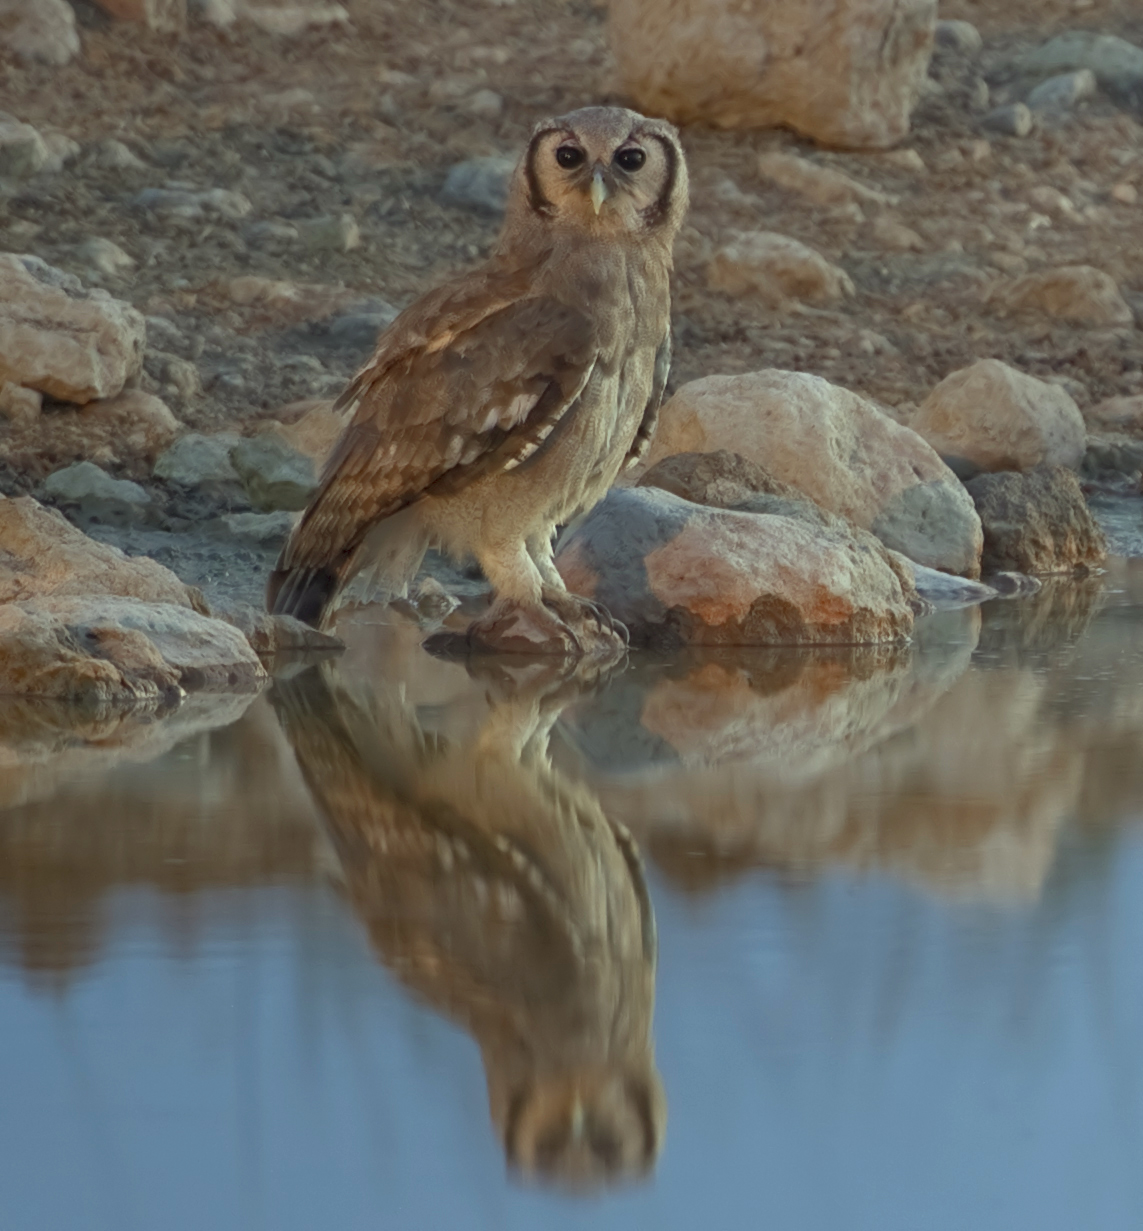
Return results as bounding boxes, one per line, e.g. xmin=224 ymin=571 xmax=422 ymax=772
xmin=466 ymin=539 xmax=580 ymax=657
xmin=526 ymin=532 xmax=630 ymax=654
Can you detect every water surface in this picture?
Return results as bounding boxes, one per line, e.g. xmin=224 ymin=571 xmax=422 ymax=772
xmin=4 ymin=568 xmax=1143 ymax=1231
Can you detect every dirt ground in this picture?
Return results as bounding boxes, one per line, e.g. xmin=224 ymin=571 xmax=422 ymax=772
xmin=3 ymin=0 xmax=1143 ymax=468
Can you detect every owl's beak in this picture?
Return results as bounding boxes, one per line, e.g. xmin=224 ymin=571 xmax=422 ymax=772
xmin=590 ymin=166 xmax=609 ymax=215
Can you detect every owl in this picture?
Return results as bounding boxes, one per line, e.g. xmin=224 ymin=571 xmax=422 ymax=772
xmin=272 ymin=658 xmax=665 ymax=1188
xmin=267 ymin=106 xmax=689 ymax=658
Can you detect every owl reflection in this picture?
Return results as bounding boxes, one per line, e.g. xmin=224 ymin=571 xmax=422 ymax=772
xmin=273 ymin=662 xmax=664 ymax=1187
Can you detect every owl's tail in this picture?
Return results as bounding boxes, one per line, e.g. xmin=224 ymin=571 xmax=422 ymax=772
xmin=267 ymin=506 xmax=429 ymax=630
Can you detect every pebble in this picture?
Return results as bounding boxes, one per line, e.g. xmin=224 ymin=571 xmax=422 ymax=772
xmin=75 ymin=237 xmax=136 ymax=277
xmin=934 ymin=19 xmax=983 ymax=58
xmin=296 ymin=213 xmax=361 ymax=253
xmin=2 ymin=0 xmax=81 ymax=66
xmin=871 ymin=216 xmax=925 ymax=252
xmin=42 ymin=461 xmax=153 ymax=526
xmin=229 ymin=432 xmax=318 ymax=512
xmin=206 ymin=511 xmax=297 ymax=546
xmin=93 ymin=139 xmax=149 ymax=171
xmin=464 ymin=89 xmax=504 ymax=120
xmin=41 ymin=132 xmax=80 ymax=174
xmin=327 ymin=304 xmax=400 ymax=351
xmin=0 ymin=120 xmax=50 ymax=179
xmin=1112 ymin=182 xmax=1138 ymax=205
xmin=1026 ymin=69 xmax=1097 ymax=113
xmin=133 ymin=187 xmax=253 ymax=221
xmin=1027 ymin=185 xmax=1079 ymax=220
xmin=1007 ymin=32 xmax=1143 ymax=107
xmin=982 ymin=103 xmax=1033 ymax=137
xmin=143 ymin=351 xmax=202 ymax=404
xmin=153 ymin=432 xmax=243 ymax=486
xmin=0 ymin=381 xmax=42 ymax=422
xmin=242 ymin=4 xmax=350 ymax=35
xmin=243 ymin=220 xmax=300 ymax=246
xmin=439 ymin=155 xmax=516 ymax=214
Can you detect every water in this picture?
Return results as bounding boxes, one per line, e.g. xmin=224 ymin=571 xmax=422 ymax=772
xmin=4 ymin=566 xmax=1143 ymax=1231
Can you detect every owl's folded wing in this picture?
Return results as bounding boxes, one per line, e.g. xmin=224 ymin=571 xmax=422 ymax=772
xmin=277 ymin=286 xmax=598 ymax=576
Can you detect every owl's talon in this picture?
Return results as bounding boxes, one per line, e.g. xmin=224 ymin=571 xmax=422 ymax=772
xmin=463 ymin=599 xmax=581 ymax=658
xmin=541 ymin=589 xmax=629 ymax=659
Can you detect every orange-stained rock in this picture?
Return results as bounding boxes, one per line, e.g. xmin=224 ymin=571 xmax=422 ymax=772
xmin=912 ymin=359 xmax=1086 ymax=473
xmin=0 ymin=496 xmax=203 ymax=610
xmin=0 ymin=254 xmax=145 ymax=404
xmin=556 ymin=486 xmax=913 ymax=648
xmin=608 ymin=0 xmax=936 ymax=149
xmin=641 ymin=370 xmax=982 ymax=577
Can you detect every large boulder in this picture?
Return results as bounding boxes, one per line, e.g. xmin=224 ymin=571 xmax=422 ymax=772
xmin=641 ymin=370 xmax=982 ymax=577
xmin=555 ymin=485 xmax=914 ymax=649
xmin=607 ymin=0 xmax=937 ymax=149
xmin=0 ymin=598 xmax=265 ymax=706
xmin=0 ymin=496 xmax=203 ymax=610
xmin=0 ymin=254 xmax=146 ymax=404
xmin=911 ymin=359 xmax=1086 ymax=474
xmin=964 ymin=467 xmax=1108 ymax=575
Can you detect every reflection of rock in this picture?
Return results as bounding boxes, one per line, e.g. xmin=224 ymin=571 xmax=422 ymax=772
xmin=0 ymin=695 xmax=319 ymax=977
xmin=974 ymin=574 xmax=1103 ymax=661
xmin=273 ymin=660 xmax=663 ymax=1189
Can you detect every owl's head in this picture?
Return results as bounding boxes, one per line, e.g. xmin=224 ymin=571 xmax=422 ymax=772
xmin=501 ymin=1064 xmax=666 ymax=1190
xmin=511 ymin=105 xmax=689 ymax=240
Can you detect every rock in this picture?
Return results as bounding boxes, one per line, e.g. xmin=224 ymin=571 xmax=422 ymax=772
xmin=243 ymin=220 xmax=300 ymax=246
xmin=211 ymin=600 xmax=343 ymax=656
xmin=707 ymin=232 xmax=854 ymax=306
xmin=465 ymin=89 xmax=504 ymax=120
xmin=439 ymin=155 xmax=516 ymax=215
xmin=642 ymin=370 xmax=983 ymax=577
xmin=0 ymin=120 xmax=50 ymax=179
xmin=41 ymin=131 xmax=80 ymax=173
xmin=1027 ymin=185 xmax=1079 ymax=221
xmin=557 ymin=486 xmax=913 ymax=648
xmin=92 ymin=0 xmax=186 ymax=31
xmin=0 ymin=596 xmax=265 ymax=706
xmin=1026 ymin=69 xmax=1097 ymax=113
xmin=988 ymin=265 xmax=1134 ymax=326
xmin=296 ymin=213 xmax=361 ymax=253
xmin=637 ymin=449 xmax=802 ymax=508
xmin=0 ymin=253 xmax=146 ymax=404
xmin=65 ymin=390 xmax=181 ymax=466
xmin=242 ymin=4 xmax=349 ymax=35
xmin=133 ymin=187 xmax=253 ymax=222
xmin=75 ymin=237 xmax=136 ymax=277
xmin=1085 ymin=395 xmax=1143 ymax=436
xmin=42 ymin=461 xmax=153 ymax=526
xmin=0 ymin=497 xmax=203 ymax=610
xmin=153 ymin=431 xmax=243 ymax=486
xmin=326 ymin=304 xmax=399 ymax=351
xmin=1080 ymin=433 xmax=1143 ymax=482
xmin=1005 ymin=32 xmax=1143 ymax=108
xmin=756 ymin=152 xmax=891 ymax=207
xmin=229 ymin=432 xmax=318 ymax=511
xmin=934 ymin=19 xmax=981 ymax=57
xmin=911 ymin=359 xmax=1086 ymax=474
xmin=981 ymin=103 xmax=1033 ymax=137
xmin=206 ymin=511 xmax=297 ymax=546
xmin=92 ymin=139 xmax=148 ymax=171
xmin=0 ymin=0 xmax=81 ymax=65
xmin=906 ymin=560 xmax=997 ymax=608
xmin=144 ymin=350 xmax=201 ymax=404
xmin=964 ymin=466 xmax=1108 ymax=574
xmin=0 ymin=381 xmax=41 ymax=422
xmin=871 ymin=215 xmax=925 ymax=251
xmin=272 ymin=398 xmax=346 ymax=466
xmin=607 ymin=0 xmax=937 ymax=150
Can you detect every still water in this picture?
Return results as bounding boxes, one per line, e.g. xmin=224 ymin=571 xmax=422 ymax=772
xmin=4 ymin=567 xmax=1143 ymax=1231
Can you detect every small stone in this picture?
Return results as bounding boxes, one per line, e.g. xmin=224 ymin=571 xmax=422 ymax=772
xmin=243 ymin=220 xmax=300 ymax=246
xmin=242 ymin=4 xmax=349 ymax=35
xmin=296 ymin=213 xmax=361 ymax=253
xmin=0 ymin=381 xmax=41 ymax=422
xmin=1026 ymin=69 xmax=1097 ymax=113
xmin=1027 ymin=185 xmax=1079 ymax=220
xmin=1006 ymin=32 xmax=1143 ymax=108
xmin=934 ymin=19 xmax=982 ymax=57
xmin=153 ymin=432 xmax=243 ymax=486
xmin=207 ymin=511 xmax=298 ymax=545
xmin=142 ymin=350 xmax=201 ymax=403
xmin=965 ymin=466 xmax=1108 ymax=574
xmin=439 ymin=155 xmax=516 ymax=215
xmin=0 ymin=120 xmax=50 ymax=179
xmin=757 ymin=152 xmax=891 ymax=207
xmin=91 ymin=0 xmax=186 ymax=32
xmin=989 ymin=265 xmax=1134 ymax=326
xmin=190 ymin=0 xmax=238 ymax=25
xmin=912 ymin=358 xmax=1086 ymax=473
xmin=464 ymin=89 xmax=504 ymax=120
xmin=42 ymin=461 xmax=152 ymax=526
xmin=75 ymin=237 xmax=136 ymax=277
xmin=133 ymin=187 xmax=252 ymax=221
xmin=1111 ymin=182 xmax=1138 ymax=205
xmin=0 ymin=0 xmax=81 ymax=66
xmin=1085 ymin=394 xmax=1143 ymax=435
xmin=871 ymin=215 xmax=925 ymax=251
xmin=211 ymin=600 xmax=342 ymax=656
xmin=906 ymin=560 xmax=997 ymax=608
xmin=92 ymin=139 xmax=148 ymax=171
xmin=982 ymin=103 xmax=1033 ymax=137
xmin=707 ymin=232 xmax=855 ymax=306
xmin=229 ymin=431 xmax=318 ymax=512
xmin=326 ymin=305 xmax=399 ymax=351
xmin=40 ymin=131 xmax=81 ymax=173
xmin=879 ymin=148 xmax=927 ymax=173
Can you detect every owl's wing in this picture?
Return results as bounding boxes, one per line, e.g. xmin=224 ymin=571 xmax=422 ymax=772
xmin=624 ymin=330 xmax=671 ymax=468
xmin=278 ymin=273 xmax=598 ymax=576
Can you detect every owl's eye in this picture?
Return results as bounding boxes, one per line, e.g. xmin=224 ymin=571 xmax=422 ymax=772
xmin=614 ymin=147 xmax=646 ymax=172
xmin=555 ymin=145 xmax=586 ymax=170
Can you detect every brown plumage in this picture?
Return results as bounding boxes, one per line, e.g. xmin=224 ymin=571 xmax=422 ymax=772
xmin=267 ymin=106 xmax=689 ymax=654
xmin=272 ymin=660 xmax=664 ymax=1187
